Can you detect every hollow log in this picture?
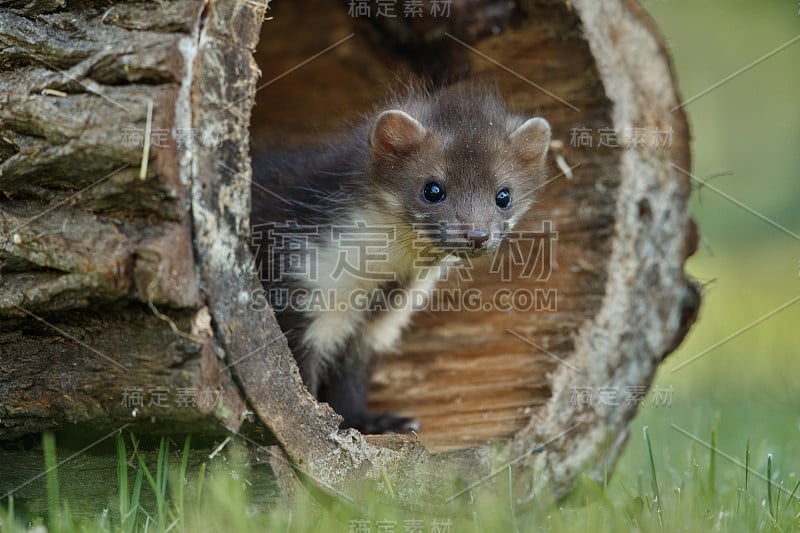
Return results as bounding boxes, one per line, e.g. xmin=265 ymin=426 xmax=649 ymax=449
xmin=0 ymin=0 xmax=698 ymax=505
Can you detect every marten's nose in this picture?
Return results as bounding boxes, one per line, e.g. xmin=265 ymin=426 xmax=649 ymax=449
xmin=466 ymin=229 xmax=490 ymax=249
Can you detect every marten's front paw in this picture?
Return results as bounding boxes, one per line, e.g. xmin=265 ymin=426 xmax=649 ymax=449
xmin=355 ymin=412 xmax=420 ymax=435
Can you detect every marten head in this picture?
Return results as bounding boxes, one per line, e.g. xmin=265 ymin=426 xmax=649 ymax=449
xmin=367 ymin=84 xmax=551 ymax=259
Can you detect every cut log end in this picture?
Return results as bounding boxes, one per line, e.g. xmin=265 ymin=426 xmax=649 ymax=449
xmin=0 ymin=0 xmax=697 ymax=504
xmin=250 ymin=0 xmax=697 ymax=470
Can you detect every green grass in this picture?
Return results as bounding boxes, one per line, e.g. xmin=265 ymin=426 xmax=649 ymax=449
xmin=601 ymin=243 xmax=800 ymax=532
xmin=1 ymin=416 xmax=797 ymax=532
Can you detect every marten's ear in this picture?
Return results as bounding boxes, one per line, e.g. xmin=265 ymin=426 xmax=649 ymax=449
xmin=509 ymin=117 xmax=551 ymax=165
xmin=370 ymin=110 xmax=427 ymax=159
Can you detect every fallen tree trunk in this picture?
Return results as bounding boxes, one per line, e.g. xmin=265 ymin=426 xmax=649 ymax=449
xmin=1 ymin=0 xmax=698 ymax=506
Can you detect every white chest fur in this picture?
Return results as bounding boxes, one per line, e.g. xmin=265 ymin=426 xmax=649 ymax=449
xmin=297 ymin=208 xmax=445 ymax=364
xmin=359 ymin=269 xmax=441 ymax=354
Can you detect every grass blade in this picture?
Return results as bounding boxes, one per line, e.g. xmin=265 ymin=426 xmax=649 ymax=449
xmin=195 ymin=462 xmax=207 ymax=518
xmin=767 ymin=453 xmax=774 ymax=519
xmin=43 ymin=432 xmax=60 ymax=531
xmin=158 ymin=437 xmax=169 ymax=528
xmin=6 ymin=495 xmax=14 ymax=530
xmin=783 ymin=479 xmax=800 ymax=514
xmin=507 ymin=464 xmax=519 ymax=533
xmin=128 ymin=467 xmax=144 ymax=533
xmin=709 ymin=426 xmax=717 ymax=504
xmin=137 ymin=442 xmax=163 ymax=529
xmin=643 ymin=426 xmax=661 ymax=511
xmin=176 ymin=435 xmax=191 ymax=531
xmin=116 ymin=433 xmax=129 ymax=528
xmin=745 ymin=438 xmax=751 ymax=492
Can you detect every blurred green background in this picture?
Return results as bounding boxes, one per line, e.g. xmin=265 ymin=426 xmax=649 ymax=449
xmin=615 ymin=0 xmax=800 ymax=494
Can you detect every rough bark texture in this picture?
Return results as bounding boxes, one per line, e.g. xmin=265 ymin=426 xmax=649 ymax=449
xmin=0 ymin=0 xmax=247 ymax=439
xmin=1 ymin=0 xmax=698 ymax=507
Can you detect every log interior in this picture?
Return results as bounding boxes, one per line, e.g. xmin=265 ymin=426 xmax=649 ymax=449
xmin=251 ymin=0 xmax=618 ymax=451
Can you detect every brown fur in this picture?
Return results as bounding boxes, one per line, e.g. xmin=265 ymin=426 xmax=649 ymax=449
xmin=251 ymin=82 xmax=550 ymax=434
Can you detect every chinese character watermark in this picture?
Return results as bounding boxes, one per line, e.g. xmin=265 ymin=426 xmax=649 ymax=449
xmin=119 ymin=127 xmax=222 ymax=150
xmin=347 ymin=518 xmax=452 ymax=533
xmin=120 ymin=387 xmax=224 ymax=409
xmin=569 ymin=385 xmax=673 ymax=408
xmin=253 ymin=219 xmax=558 ymax=285
xmin=348 ymin=0 xmax=452 ymax=18
xmin=489 ymin=221 xmax=557 ymax=282
xmin=568 ymin=126 xmax=673 ymax=149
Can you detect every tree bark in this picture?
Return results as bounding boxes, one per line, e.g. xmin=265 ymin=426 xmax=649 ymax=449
xmin=1 ymin=0 xmax=698 ymax=506
xmin=0 ymin=0 xmax=248 ymax=440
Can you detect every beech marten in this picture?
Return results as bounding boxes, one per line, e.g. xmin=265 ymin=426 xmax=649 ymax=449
xmin=252 ymin=83 xmax=551 ymax=434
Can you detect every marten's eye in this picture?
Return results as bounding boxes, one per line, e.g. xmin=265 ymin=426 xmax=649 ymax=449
xmin=422 ymin=181 xmax=446 ymax=203
xmin=496 ymin=188 xmax=511 ymax=209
